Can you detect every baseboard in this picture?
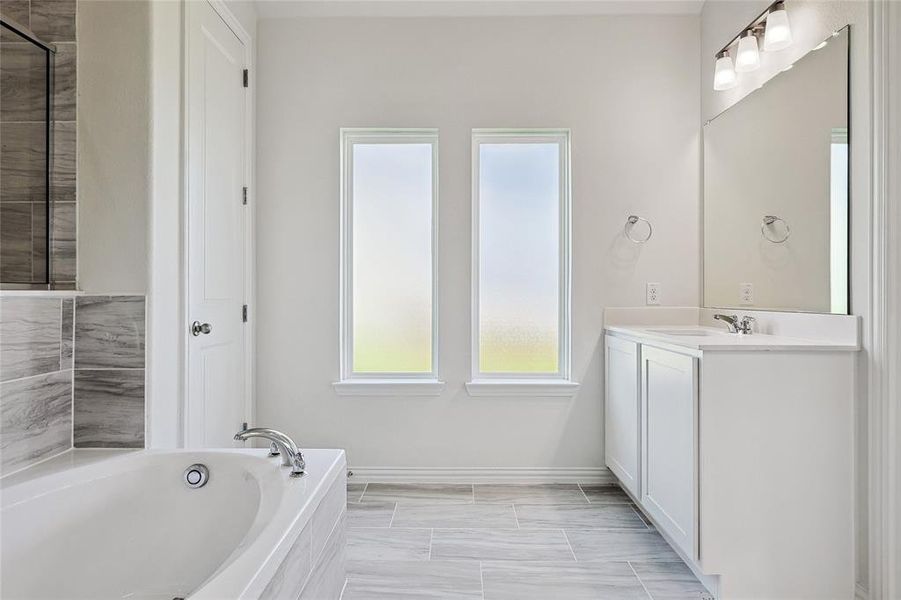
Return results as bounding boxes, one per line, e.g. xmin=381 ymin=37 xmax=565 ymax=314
xmin=855 ymin=582 xmax=868 ymax=600
xmin=346 ymin=466 xmax=617 ymax=484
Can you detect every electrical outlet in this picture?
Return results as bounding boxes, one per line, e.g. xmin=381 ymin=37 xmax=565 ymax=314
xmin=646 ymin=282 xmax=661 ymax=306
xmin=740 ymin=283 xmax=754 ymax=305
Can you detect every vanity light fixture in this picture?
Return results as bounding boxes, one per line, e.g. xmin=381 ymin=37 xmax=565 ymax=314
xmin=712 ymin=0 xmax=794 ymax=90
xmin=764 ymin=1 xmax=793 ymax=51
xmin=713 ymin=51 xmax=738 ymax=91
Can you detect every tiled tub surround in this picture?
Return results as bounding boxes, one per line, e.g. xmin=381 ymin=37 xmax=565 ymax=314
xmin=343 ymin=482 xmax=710 ymax=599
xmin=0 ymin=294 xmax=145 ymax=476
xmin=0 ymin=0 xmax=77 ymax=284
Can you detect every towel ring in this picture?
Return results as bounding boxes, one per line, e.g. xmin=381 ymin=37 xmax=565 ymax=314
xmin=761 ymin=215 xmax=791 ymax=244
xmin=624 ymin=215 xmax=652 ymax=244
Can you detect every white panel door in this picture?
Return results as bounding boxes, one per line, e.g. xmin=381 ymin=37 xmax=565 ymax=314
xmin=641 ymin=345 xmax=697 ymax=559
xmin=186 ymin=1 xmax=247 ymax=448
xmin=604 ymin=335 xmax=640 ymax=497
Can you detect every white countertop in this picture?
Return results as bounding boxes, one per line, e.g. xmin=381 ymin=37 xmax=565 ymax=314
xmin=605 ymin=325 xmax=860 ymax=352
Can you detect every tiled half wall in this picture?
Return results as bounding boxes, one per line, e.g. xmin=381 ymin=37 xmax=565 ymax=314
xmin=0 ymin=294 xmax=145 ymax=476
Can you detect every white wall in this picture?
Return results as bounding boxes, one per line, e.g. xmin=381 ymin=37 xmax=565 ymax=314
xmin=700 ymin=0 xmax=870 ymax=591
xmin=255 ymin=15 xmax=700 ymax=471
xmin=77 ymin=0 xmax=151 ymax=293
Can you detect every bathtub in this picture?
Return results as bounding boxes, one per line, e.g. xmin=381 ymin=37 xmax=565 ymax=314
xmin=0 ymin=448 xmax=347 ymax=600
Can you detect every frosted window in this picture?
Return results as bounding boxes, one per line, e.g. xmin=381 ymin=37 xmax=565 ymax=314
xmin=351 ymin=142 xmax=433 ymax=373
xmin=478 ymin=141 xmax=561 ymax=374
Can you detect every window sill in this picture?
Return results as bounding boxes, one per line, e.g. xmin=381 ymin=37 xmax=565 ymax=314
xmin=332 ymin=379 xmax=446 ymax=396
xmin=465 ymin=379 xmax=580 ymax=397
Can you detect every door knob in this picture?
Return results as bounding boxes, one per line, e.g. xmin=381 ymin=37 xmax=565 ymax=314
xmin=191 ymin=321 xmax=212 ymax=336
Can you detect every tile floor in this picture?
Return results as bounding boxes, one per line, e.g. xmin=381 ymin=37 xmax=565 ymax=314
xmin=340 ymin=482 xmax=710 ymax=599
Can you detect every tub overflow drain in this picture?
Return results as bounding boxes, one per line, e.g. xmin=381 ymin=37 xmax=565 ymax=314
xmin=183 ymin=464 xmax=209 ymax=489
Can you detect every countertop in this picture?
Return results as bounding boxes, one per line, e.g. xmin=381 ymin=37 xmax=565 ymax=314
xmin=605 ymin=325 xmax=861 ymax=352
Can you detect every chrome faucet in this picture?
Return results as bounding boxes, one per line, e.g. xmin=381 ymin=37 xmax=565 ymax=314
xmin=713 ymin=314 xmax=756 ymax=334
xmin=234 ymin=427 xmax=306 ymax=476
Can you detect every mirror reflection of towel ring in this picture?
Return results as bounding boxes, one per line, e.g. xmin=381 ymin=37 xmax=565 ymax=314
xmin=624 ymin=215 xmax=652 ymax=244
xmin=761 ymin=215 xmax=791 ymax=243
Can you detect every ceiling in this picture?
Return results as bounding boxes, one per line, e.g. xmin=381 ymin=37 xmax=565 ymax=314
xmin=252 ymin=0 xmax=706 ymax=20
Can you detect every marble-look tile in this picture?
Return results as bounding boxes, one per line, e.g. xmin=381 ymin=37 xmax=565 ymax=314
xmin=391 ymin=503 xmax=516 ymax=529
xmin=74 ymin=296 xmax=145 ymax=369
xmin=630 ymin=561 xmax=710 ymax=599
xmin=565 ymin=529 xmax=681 ymax=562
xmin=481 ymin=561 xmax=648 ymax=600
xmin=431 ymin=529 xmax=574 ymax=562
xmin=51 ymin=121 xmax=75 ymax=203
xmin=0 ymin=296 xmax=60 ymax=381
xmin=1 ymin=41 xmax=49 ymax=121
xmin=260 ymin=521 xmax=313 ymax=600
xmin=344 ymin=560 xmax=482 ymax=600
xmin=0 ymin=202 xmax=33 ymax=282
xmin=362 ymin=483 xmax=473 ymax=504
xmin=0 ymin=370 xmax=71 ymax=476
xmin=50 ymin=201 xmax=75 ymax=282
xmin=474 ymin=484 xmax=588 ymax=505
xmin=1 ymin=121 xmax=46 ymax=203
xmin=347 ymin=528 xmax=431 ymax=562
xmin=52 ymin=43 xmax=76 ymax=121
xmin=514 ymin=503 xmax=648 ymax=530
xmin=30 ymin=0 xmax=76 ymax=42
xmin=313 ymin=475 xmax=347 ymax=563
xmin=580 ymin=484 xmax=633 ymax=504
xmin=301 ymin=515 xmax=347 ymax=600
xmin=73 ymin=369 xmax=145 ymax=448
xmin=347 ymin=501 xmax=396 ymax=528
xmin=60 ymin=298 xmax=73 ymax=369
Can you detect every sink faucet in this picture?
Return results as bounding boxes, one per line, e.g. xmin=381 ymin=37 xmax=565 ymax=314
xmin=713 ymin=314 xmax=756 ymax=334
xmin=234 ymin=427 xmax=306 ymax=476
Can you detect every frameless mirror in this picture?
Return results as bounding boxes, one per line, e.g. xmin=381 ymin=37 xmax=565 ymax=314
xmin=704 ymin=26 xmax=850 ymax=314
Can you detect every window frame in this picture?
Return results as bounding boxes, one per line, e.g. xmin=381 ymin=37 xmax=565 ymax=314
xmin=469 ymin=129 xmax=574 ymax=392
xmin=336 ymin=128 xmax=442 ymax=392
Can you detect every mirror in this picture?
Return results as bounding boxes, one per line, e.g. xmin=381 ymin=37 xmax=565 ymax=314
xmin=0 ymin=20 xmax=53 ymax=287
xmin=704 ymin=26 xmax=849 ymax=314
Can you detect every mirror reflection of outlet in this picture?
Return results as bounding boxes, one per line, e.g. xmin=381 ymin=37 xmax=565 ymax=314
xmin=740 ymin=283 xmax=754 ymax=305
xmin=646 ymin=282 xmax=661 ymax=306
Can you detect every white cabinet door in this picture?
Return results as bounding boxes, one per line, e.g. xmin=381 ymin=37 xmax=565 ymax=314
xmin=641 ymin=346 xmax=697 ymax=559
xmin=604 ymin=335 xmax=641 ymax=497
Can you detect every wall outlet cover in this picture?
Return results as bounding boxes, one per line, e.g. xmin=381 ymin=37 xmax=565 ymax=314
xmin=646 ymin=282 xmax=661 ymax=305
xmin=739 ymin=283 xmax=754 ymax=305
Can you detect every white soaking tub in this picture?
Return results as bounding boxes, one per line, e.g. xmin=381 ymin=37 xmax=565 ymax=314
xmin=0 ymin=448 xmax=347 ymax=600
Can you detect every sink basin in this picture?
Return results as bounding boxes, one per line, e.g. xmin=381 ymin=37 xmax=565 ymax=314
xmin=647 ymin=329 xmax=724 ymax=337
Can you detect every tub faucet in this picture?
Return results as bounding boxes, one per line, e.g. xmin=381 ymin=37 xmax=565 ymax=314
xmin=234 ymin=427 xmax=306 ymax=477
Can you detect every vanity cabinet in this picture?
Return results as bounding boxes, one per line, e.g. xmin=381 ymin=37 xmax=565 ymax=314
xmin=603 ymin=336 xmax=640 ymax=497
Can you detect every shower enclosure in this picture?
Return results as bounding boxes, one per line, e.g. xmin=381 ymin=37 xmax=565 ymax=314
xmin=0 ymin=17 xmax=55 ymax=288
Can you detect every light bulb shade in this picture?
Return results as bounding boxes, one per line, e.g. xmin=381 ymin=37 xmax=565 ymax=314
xmin=713 ymin=53 xmax=738 ymax=91
xmin=764 ymin=5 xmax=793 ymax=51
xmin=735 ymin=32 xmax=760 ymax=72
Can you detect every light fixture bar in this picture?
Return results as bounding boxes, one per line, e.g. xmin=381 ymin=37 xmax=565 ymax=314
xmin=715 ymin=0 xmax=786 ymax=58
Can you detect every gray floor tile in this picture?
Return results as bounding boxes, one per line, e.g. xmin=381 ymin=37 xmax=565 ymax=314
xmin=347 ymin=528 xmax=432 ymax=561
xmin=515 ymin=503 xmax=648 ymax=530
xmin=347 ymin=502 xmax=396 ymax=528
xmin=431 ymin=529 xmax=574 ymax=562
xmin=481 ymin=561 xmax=649 ymax=600
xmin=630 ymin=561 xmax=710 ymax=599
xmin=474 ymin=484 xmax=588 ymax=505
xmin=566 ymin=529 xmax=681 ymax=562
xmin=580 ymin=484 xmax=633 ymax=504
xmin=392 ymin=504 xmax=517 ymax=529
xmin=347 ymin=482 xmax=366 ymax=502
xmin=344 ymin=559 xmax=482 ymax=599
xmin=361 ymin=483 xmax=473 ymax=504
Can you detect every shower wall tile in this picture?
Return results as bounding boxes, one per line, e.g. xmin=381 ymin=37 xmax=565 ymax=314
xmin=0 ymin=41 xmax=48 ymax=122
xmin=52 ymin=43 xmax=76 ymax=122
xmin=74 ymin=296 xmax=145 ymax=369
xmin=0 ymin=370 xmax=72 ymax=475
xmin=31 ymin=201 xmax=49 ymax=282
xmin=0 ymin=121 xmax=46 ymax=203
xmin=0 ymin=202 xmax=32 ymax=281
xmin=29 ymin=0 xmax=76 ymax=43
xmin=50 ymin=201 xmax=75 ymax=282
xmin=73 ymin=369 xmax=144 ymax=448
xmin=60 ymin=298 xmax=73 ymax=369
xmin=51 ymin=121 xmax=76 ymax=203
xmin=0 ymin=0 xmax=29 ymax=26
xmin=0 ymin=297 xmax=61 ymax=381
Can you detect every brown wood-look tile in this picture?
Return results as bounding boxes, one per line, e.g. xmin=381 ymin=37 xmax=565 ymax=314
xmin=52 ymin=43 xmax=76 ymax=121
xmin=1 ymin=122 xmax=46 ymax=203
xmin=0 ymin=41 xmax=48 ymax=121
xmin=50 ymin=201 xmax=75 ymax=281
xmin=0 ymin=202 xmax=33 ymax=282
xmin=30 ymin=0 xmax=76 ymax=42
xmin=50 ymin=121 xmax=75 ymax=203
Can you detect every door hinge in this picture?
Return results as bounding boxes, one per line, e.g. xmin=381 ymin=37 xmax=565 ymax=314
xmin=242 ymin=186 xmax=248 ymax=205
xmin=242 ymin=304 xmax=248 ymax=323
xmin=242 ymin=69 xmax=249 ymax=88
